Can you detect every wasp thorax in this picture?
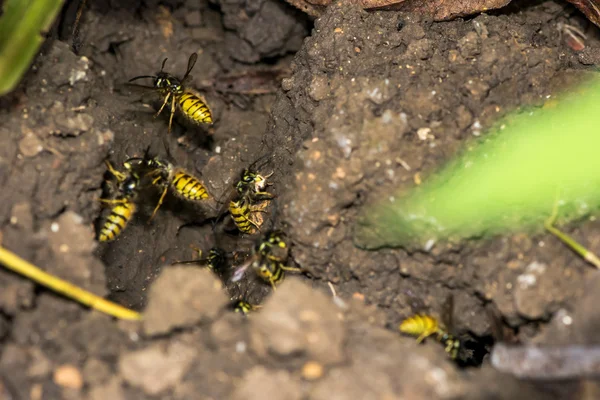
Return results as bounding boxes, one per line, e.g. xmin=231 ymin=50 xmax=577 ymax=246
xmin=121 ymin=177 xmax=138 ymax=194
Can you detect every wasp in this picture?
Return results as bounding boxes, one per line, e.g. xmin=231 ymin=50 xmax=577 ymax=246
xmin=399 ymin=314 xmax=461 ymax=359
xmin=256 ymin=229 xmax=289 ymax=262
xmin=177 ymin=247 xmax=227 ymax=272
xmin=230 ymin=299 xmax=261 ymax=315
xmin=399 ymin=295 xmax=463 ymax=360
xmin=98 ymin=161 xmax=141 ymax=242
xmin=232 ymin=231 xmax=301 ymax=290
xmin=228 ymin=168 xmax=275 ymax=234
xmin=128 ymin=53 xmax=213 ymax=133
xmin=124 ymin=152 xmax=209 ymax=221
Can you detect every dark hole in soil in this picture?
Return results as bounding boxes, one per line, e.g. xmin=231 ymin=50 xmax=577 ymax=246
xmin=458 ymin=333 xmax=495 ymax=368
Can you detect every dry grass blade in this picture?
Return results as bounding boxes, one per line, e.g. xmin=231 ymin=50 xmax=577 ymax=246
xmin=566 ymin=0 xmax=600 ymax=27
xmin=282 ymin=0 xmax=512 ymax=20
xmin=0 ymin=246 xmax=141 ymax=320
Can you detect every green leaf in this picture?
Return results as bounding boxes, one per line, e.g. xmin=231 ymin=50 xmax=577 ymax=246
xmin=354 ymin=75 xmax=600 ymax=250
xmin=0 ymin=0 xmax=65 ymax=96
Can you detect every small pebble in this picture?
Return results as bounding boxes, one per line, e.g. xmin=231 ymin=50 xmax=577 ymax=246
xmin=417 ymin=127 xmax=431 ymax=141
xmin=18 ymin=134 xmax=44 ymax=157
xmin=53 ymin=365 xmax=83 ymax=390
xmin=352 ymin=293 xmax=365 ymax=301
xmin=302 ymin=361 xmax=324 ymax=380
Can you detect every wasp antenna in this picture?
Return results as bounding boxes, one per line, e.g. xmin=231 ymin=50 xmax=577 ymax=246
xmin=143 ymin=145 xmax=153 ymax=160
xmin=128 ymin=75 xmax=156 ymax=82
xmin=160 ymin=57 xmax=168 ymax=72
xmin=248 ymin=152 xmax=274 ymax=172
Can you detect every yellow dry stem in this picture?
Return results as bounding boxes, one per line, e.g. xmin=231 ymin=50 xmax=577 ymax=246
xmin=0 ymin=246 xmax=141 ymax=320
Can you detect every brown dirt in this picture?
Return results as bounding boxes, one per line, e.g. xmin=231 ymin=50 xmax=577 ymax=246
xmin=1 ymin=0 xmax=600 ymax=398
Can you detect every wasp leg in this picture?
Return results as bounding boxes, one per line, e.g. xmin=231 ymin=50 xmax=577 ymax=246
xmin=156 ymin=93 xmax=171 ymax=119
xmin=177 ymin=247 xmax=203 ymax=264
xmin=246 ymin=201 xmax=271 ymax=233
xmin=415 ymin=332 xmax=431 ymax=344
xmin=105 ymin=161 xmax=126 ymax=181
xmin=168 ymin=95 xmax=176 ymax=133
xmin=544 ymin=200 xmax=600 ymax=269
xmin=446 ymin=340 xmax=460 ymax=360
xmin=253 ymin=191 xmax=275 ymax=201
xmin=151 ymin=174 xmax=162 ymax=185
xmin=263 ymin=171 xmax=274 ymax=180
xmin=148 ymin=186 xmax=168 ymax=223
xmin=99 ymin=198 xmax=128 ymax=205
xmin=248 ymin=216 xmax=264 ymax=232
xmin=279 ymin=265 xmax=302 ymax=272
xmin=191 ymin=246 xmax=203 ymax=258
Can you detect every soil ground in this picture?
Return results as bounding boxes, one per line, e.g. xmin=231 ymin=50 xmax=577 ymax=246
xmin=1 ymin=0 xmax=600 ymax=399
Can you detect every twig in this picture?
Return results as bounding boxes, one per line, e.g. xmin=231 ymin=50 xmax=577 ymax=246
xmin=327 ymin=281 xmax=337 ymax=298
xmin=544 ymin=200 xmax=600 ymax=269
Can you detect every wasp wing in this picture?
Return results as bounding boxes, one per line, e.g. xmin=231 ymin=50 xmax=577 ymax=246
xmin=182 ymin=53 xmax=198 ymax=82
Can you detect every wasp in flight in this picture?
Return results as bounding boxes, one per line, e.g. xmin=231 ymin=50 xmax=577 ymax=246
xmin=232 ymin=231 xmax=301 ymax=290
xmin=399 ymin=295 xmax=464 ymax=360
xmin=125 ymin=152 xmax=210 ymax=221
xmin=228 ymin=167 xmax=275 ymax=234
xmin=129 ymin=53 xmax=213 ymax=133
xmin=98 ymin=161 xmax=141 ymax=242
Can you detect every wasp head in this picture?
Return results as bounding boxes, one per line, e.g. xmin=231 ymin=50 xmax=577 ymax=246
xmin=154 ymin=73 xmax=183 ymax=95
xmin=208 ymin=248 xmax=227 ymax=271
xmin=257 ymin=231 xmax=287 ymax=255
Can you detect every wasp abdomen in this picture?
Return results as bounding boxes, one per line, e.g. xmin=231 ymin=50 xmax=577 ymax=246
xmin=178 ymin=91 xmax=213 ymax=124
xmin=255 ymin=259 xmax=285 ymax=286
xmin=399 ymin=314 xmax=440 ymax=338
xmin=230 ymin=198 xmax=270 ymax=234
xmin=99 ymin=201 xmax=136 ymax=242
xmin=230 ymin=200 xmax=254 ymax=233
xmin=172 ymin=171 xmax=209 ymax=200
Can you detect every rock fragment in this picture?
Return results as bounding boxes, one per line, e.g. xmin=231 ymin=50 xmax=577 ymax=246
xmin=119 ymin=341 xmax=196 ymax=395
xmin=143 ymin=266 xmax=228 ymax=336
xmin=249 ymin=279 xmax=346 ymax=365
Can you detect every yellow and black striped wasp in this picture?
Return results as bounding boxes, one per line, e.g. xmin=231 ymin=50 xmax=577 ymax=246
xmin=124 ymin=150 xmax=210 ymax=222
xmin=97 ymin=161 xmax=142 ymax=242
xmin=128 ymin=53 xmax=213 ymax=133
xmin=231 ymin=230 xmax=302 ymax=290
xmin=230 ymin=299 xmax=261 ymax=315
xmin=225 ymin=163 xmax=275 ymax=235
xmin=399 ymin=295 xmax=467 ymax=361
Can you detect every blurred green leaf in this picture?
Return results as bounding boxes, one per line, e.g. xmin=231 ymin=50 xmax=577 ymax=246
xmin=354 ymin=74 xmax=600 ymax=250
xmin=0 ymin=0 xmax=65 ymax=95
